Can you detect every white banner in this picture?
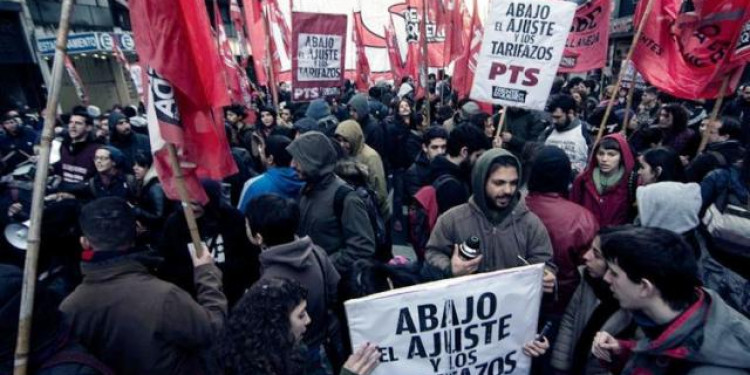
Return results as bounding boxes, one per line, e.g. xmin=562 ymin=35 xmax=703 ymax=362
xmin=470 ymin=0 xmax=576 ymax=110
xmin=345 ymin=264 xmax=544 ymax=375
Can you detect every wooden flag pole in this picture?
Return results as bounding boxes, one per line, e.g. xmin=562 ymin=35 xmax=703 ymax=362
xmin=13 ymin=1 xmax=74 ymax=374
xmin=595 ymin=0 xmax=654 ymax=144
xmin=698 ymin=74 xmax=732 ymax=154
xmin=166 ymin=144 xmax=205 ymax=258
xmin=621 ymin=80 xmax=637 ymax=137
xmin=493 ymin=107 xmax=508 ymax=148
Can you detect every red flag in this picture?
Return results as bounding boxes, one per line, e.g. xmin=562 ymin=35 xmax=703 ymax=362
xmin=353 ymin=13 xmax=372 ymax=91
xmin=229 ymin=0 xmax=244 ymax=32
xmin=452 ymin=0 xmax=481 ymax=99
xmin=730 ymin=9 xmax=750 ymax=64
xmin=268 ymin=0 xmax=292 ymax=57
xmin=243 ymin=0 xmax=268 ymax=84
xmin=214 ymin=1 xmax=242 ymax=102
xmin=385 ymin=20 xmax=405 ymax=84
xmin=444 ymin=0 xmax=468 ymax=66
xmin=631 ymin=0 xmax=750 ymax=99
xmin=559 ymin=0 xmax=612 ymax=73
xmin=64 ymin=56 xmax=89 ymax=105
xmin=130 ymin=0 xmax=237 ymax=204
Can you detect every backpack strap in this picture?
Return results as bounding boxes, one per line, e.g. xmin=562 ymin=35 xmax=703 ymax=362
xmin=40 ymin=349 xmax=115 ymax=375
xmin=333 ymin=184 xmax=355 ymax=222
xmin=707 ymin=151 xmax=727 ymax=167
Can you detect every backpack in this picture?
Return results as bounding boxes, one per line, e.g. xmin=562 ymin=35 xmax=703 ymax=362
xmin=334 ymin=184 xmax=391 ymax=262
xmin=407 ymin=174 xmax=459 ymax=261
xmin=702 ymin=175 xmax=750 ymax=258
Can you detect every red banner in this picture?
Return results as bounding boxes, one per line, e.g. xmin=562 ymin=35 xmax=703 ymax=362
xmin=385 ymin=19 xmax=406 ymax=85
xmin=559 ymin=0 xmax=612 ymax=73
xmin=243 ymin=0 xmax=268 ymax=85
xmin=130 ymin=0 xmax=237 ymax=204
xmin=354 ymin=13 xmax=373 ymax=92
xmin=452 ymin=0 xmax=481 ymax=99
xmin=632 ymin=0 xmax=750 ymax=99
xmin=64 ymin=56 xmax=89 ymax=105
xmin=291 ymin=12 xmax=348 ymax=102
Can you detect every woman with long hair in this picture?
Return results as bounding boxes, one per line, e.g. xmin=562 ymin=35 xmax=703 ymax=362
xmin=637 ymin=147 xmax=686 ymax=186
xmin=221 ymin=277 xmax=380 ymax=375
xmin=657 ymin=104 xmax=698 ymax=158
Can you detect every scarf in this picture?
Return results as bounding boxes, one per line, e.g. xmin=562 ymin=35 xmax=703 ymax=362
xmin=593 ymin=166 xmax=624 ymax=195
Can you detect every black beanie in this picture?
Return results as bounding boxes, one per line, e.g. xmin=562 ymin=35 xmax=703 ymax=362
xmin=527 ymin=146 xmax=572 ymax=195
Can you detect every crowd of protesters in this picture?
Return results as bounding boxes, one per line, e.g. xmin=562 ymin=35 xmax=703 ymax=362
xmin=0 ymin=72 xmax=749 ymax=375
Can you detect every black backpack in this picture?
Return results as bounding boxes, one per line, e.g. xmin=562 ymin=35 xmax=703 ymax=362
xmin=334 ymin=184 xmax=391 ymax=262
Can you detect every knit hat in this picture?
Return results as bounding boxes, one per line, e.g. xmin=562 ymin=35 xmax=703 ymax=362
xmin=97 ymin=145 xmax=127 ymax=170
xmin=637 ymin=181 xmax=702 ymax=234
xmin=305 ymin=99 xmax=331 ymax=121
xmin=527 ymin=146 xmax=572 ymax=194
xmin=293 ymin=118 xmax=318 ymax=134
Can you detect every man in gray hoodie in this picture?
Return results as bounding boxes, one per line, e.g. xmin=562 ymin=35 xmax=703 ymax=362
xmin=286 ymin=131 xmax=376 ymax=276
xmin=425 ymin=148 xmax=555 ymax=292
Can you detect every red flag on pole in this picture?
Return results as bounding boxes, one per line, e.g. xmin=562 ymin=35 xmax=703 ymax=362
xmin=353 ymin=12 xmax=372 ymax=91
xmin=385 ymin=19 xmax=405 ymax=84
xmin=559 ymin=0 xmax=612 ymax=73
xmin=229 ymin=0 xmax=244 ymax=32
xmin=268 ymin=0 xmax=292 ymax=57
xmin=64 ymin=56 xmax=89 ymax=105
xmin=243 ymin=0 xmax=268 ymax=85
xmin=444 ymin=0 xmax=468 ymax=66
xmin=631 ymin=0 xmax=750 ymax=99
xmin=452 ymin=0 xmax=481 ymax=99
xmin=130 ymin=0 xmax=237 ymax=204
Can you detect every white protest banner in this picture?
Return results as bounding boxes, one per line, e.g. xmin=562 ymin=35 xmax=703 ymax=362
xmin=471 ymin=0 xmax=576 ymax=110
xmin=345 ymin=264 xmax=544 ymax=375
xmin=291 ymin=12 xmax=348 ymax=102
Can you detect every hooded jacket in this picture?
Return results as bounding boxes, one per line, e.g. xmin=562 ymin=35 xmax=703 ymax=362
xmin=335 ymin=120 xmax=391 ymax=220
xmin=637 ymin=181 xmax=702 ymax=235
xmin=348 ymin=94 xmax=387 ymax=164
xmin=571 ymin=133 xmax=635 ymax=227
xmin=259 ymin=236 xmax=340 ymax=349
xmin=286 ymin=132 xmax=376 ymax=275
xmin=425 ymin=149 xmax=553 ymax=277
xmin=236 ymin=167 xmax=304 ymax=213
xmin=612 ymin=288 xmax=750 ymax=375
xmin=60 ymin=255 xmax=226 ymax=375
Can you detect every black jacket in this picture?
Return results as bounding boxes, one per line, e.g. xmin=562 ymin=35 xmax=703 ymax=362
xmin=504 ymin=109 xmax=547 ymax=156
xmin=686 ymin=140 xmax=746 ymax=182
xmin=133 ymin=175 xmax=170 ymax=243
xmin=109 ymin=132 xmax=150 ymax=170
xmin=429 ymin=155 xmax=470 ymax=214
xmin=386 ymin=116 xmax=422 ymax=171
xmin=405 ymin=152 xmax=431 ymax=198
xmin=159 ymin=203 xmax=259 ymax=308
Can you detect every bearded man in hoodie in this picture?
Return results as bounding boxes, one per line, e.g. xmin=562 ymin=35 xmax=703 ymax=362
xmin=425 ymin=149 xmax=556 ymax=293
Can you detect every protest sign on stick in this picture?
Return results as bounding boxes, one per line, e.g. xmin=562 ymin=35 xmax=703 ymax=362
xmin=471 ymin=0 xmax=576 ymax=110
xmin=291 ymin=12 xmax=348 ymax=102
xmin=346 ymin=264 xmax=544 ymax=375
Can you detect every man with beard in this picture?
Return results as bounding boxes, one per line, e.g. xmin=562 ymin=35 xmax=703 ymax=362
xmin=425 ymin=149 xmax=555 ymax=291
xmin=107 ymin=112 xmax=150 ymax=170
xmin=542 ymin=94 xmax=592 ymax=176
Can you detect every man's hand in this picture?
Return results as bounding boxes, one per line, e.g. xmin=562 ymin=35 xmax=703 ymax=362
xmin=542 ymin=268 xmax=556 ymax=294
xmin=523 ymin=336 xmax=549 ymax=358
xmin=501 ymin=132 xmax=513 ymax=143
xmin=591 ymin=331 xmax=621 ymax=362
xmin=492 ymin=137 xmax=503 ymax=149
xmin=343 ymin=342 xmax=380 ymax=375
xmin=188 ymin=242 xmax=213 ymax=268
xmin=7 ymin=203 xmax=22 ymax=217
xmin=451 ymin=244 xmax=483 ymax=277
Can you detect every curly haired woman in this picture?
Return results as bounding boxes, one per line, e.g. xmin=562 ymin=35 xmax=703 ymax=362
xmin=221 ymin=277 xmax=380 ymax=375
